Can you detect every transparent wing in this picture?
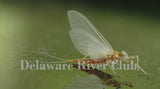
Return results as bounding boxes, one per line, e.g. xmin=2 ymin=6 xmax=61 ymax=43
xmin=68 ymin=10 xmax=113 ymax=59
xmin=70 ymin=29 xmax=110 ymax=59
xmin=63 ymin=75 xmax=107 ymax=89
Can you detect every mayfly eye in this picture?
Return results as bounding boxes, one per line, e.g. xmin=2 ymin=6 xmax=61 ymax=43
xmin=121 ymin=50 xmax=128 ymax=57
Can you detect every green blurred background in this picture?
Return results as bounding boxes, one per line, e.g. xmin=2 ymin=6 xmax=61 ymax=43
xmin=0 ymin=1 xmax=160 ymax=89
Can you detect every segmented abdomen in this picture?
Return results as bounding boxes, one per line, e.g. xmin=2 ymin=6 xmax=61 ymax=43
xmin=71 ymin=59 xmax=107 ymax=64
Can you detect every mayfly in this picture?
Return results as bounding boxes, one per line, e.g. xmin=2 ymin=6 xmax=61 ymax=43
xmin=38 ymin=10 xmax=147 ymax=74
xmin=63 ymin=64 xmax=133 ymax=89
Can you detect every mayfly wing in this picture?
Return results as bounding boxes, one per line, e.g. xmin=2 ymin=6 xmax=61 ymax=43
xmin=63 ymin=75 xmax=107 ymax=89
xmin=70 ymin=29 xmax=110 ymax=59
xmin=68 ymin=10 xmax=113 ymax=59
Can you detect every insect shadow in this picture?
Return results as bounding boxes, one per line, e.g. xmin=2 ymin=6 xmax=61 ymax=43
xmin=63 ymin=64 xmax=133 ymax=89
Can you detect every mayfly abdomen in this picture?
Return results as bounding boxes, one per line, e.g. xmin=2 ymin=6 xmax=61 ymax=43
xmin=72 ymin=59 xmax=107 ymax=64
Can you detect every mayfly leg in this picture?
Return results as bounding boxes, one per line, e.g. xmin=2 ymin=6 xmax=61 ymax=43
xmin=136 ymin=55 xmax=139 ymax=68
xmin=108 ymin=64 xmax=116 ymax=74
xmin=122 ymin=60 xmax=147 ymax=75
xmin=124 ymin=55 xmax=140 ymax=70
xmin=82 ymin=55 xmax=88 ymax=59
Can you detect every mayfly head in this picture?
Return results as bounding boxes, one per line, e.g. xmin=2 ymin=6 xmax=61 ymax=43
xmin=121 ymin=50 xmax=129 ymax=58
